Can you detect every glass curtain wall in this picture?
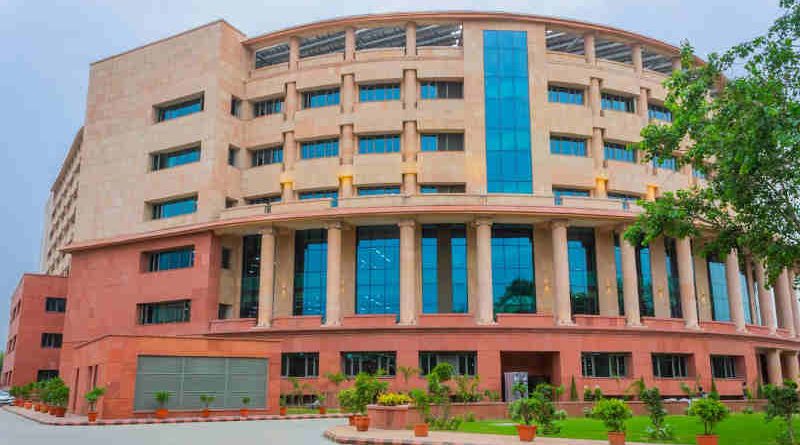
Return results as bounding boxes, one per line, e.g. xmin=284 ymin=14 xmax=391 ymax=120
xmin=293 ymin=229 xmax=327 ymax=317
xmin=491 ymin=225 xmax=535 ymax=313
xmin=421 ymin=225 xmax=468 ymax=313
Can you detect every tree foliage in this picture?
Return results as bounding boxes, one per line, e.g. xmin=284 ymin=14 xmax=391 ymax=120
xmin=627 ymin=0 xmax=800 ymax=280
xmin=764 ymin=380 xmax=800 ymax=445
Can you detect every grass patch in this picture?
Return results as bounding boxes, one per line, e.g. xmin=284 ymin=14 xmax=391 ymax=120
xmin=458 ymin=413 xmax=797 ymax=445
xmin=285 ymin=407 xmax=340 ymax=415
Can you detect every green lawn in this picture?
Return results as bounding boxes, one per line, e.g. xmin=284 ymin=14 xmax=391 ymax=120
xmin=458 ymin=414 xmax=797 ymax=445
xmin=285 ymin=407 xmax=341 ymax=415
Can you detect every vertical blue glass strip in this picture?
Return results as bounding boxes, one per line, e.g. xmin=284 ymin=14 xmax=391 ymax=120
xmin=483 ymin=30 xmax=532 ymax=193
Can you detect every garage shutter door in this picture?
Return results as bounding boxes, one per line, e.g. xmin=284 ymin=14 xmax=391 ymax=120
xmin=134 ymin=356 xmax=268 ymax=411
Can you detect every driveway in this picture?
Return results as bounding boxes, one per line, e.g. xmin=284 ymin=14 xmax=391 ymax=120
xmin=1 ymin=409 xmax=342 ymax=444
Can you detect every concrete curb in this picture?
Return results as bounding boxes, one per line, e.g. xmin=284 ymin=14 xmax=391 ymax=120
xmin=324 ymin=428 xmax=486 ymax=445
xmin=3 ymin=406 xmax=348 ymax=426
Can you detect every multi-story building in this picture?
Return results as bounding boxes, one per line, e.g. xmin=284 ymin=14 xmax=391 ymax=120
xmin=4 ymin=12 xmax=800 ymax=419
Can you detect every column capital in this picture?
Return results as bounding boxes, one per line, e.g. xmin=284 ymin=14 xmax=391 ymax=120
xmin=473 ymin=218 xmax=493 ymax=228
xmin=397 ymin=219 xmax=416 ymax=229
xmin=549 ymin=219 xmax=570 ymax=230
xmin=260 ymin=226 xmax=276 ymax=236
xmin=324 ymin=220 xmax=343 ymax=230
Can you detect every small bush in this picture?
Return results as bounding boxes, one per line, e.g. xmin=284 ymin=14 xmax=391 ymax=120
xmin=742 ymin=406 xmax=755 ymax=415
xmin=688 ymin=397 xmax=729 ymax=436
xmin=554 ymin=409 xmax=567 ymax=421
xmin=464 ymin=412 xmax=476 ymax=422
xmin=376 ymin=392 xmax=412 ymax=406
xmin=592 ymin=398 xmax=632 ymax=433
xmin=583 ymin=406 xmax=594 ymax=418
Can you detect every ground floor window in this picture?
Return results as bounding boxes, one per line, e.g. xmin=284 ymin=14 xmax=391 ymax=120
xmin=419 ymin=351 xmax=476 ymax=376
xmin=421 ymin=224 xmax=468 ymax=314
xmin=341 ymin=352 xmax=396 ymax=377
xmin=137 ymin=300 xmax=191 ymax=325
xmin=37 ymin=370 xmax=59 ymax=381
xmin=356 ymin=226 xmax=400 ymax=315
xmin=652 ymin=354 xmax=689 ymax=378
xmin=240 ymin=235 xmax=261 ymax=318
xmin=281 ymin=352 xmax=319 ymax=378
xmin=568 ymin=228 xmax=599 ymax=315
xmin=581 ymin=353 xmax=628 ymax=378
xmin=711 ymin=355 xmax=739 ymax=379
xmin=293 ymin=229 xmax=327 ymax=316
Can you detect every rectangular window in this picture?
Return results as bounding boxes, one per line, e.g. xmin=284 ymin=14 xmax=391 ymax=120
xmin=550 ymin=136 xmax=587 ymax=157
xmin=707 ymin=254 xmax=730 ymax=322
xmin=637 ymin=245 xmax=655 ymax=317
xmin=359 ymin=83 xmax=400 ymax=102
xmin=548 ymin=85 xmax=584 ymax=105
xmin=664 ymin=238 xmax=683 ymax=318
xmin=157 ymin=96 xmax=204 ymax=122
xmin=648 ymin=104 xmax=672 ymax=122
xmin=281 ymin=353 xmax=319 ymax=378
xmin=652 ymin=354 xmax=689 ymax=378
xmin=299 ymin=189 xmax=338 ymax=207
xmin=553 ymin=188 xmax=590 ymax=205
xmin=607 ymin=193 xmax=638 ymax=210
xmin=302 ymin=88 xmax=340 ymax=108
xmin=568 ymin=228 xmax=599 ymax=315
xmin=231 ymin=96 xmax=242 ymax=117
xmin=41 ymin=333 xmax=62 ymax=348
xmin=218 ymin=303 xmax=233 ymax=319
xmin=221 ymin=247 xmax=232 ymax=269
xmin=421 ymin=133 xmax=464 ymax=152
xmin=484 ymin=30 xmax=532 ymax=193
xmin=137 ymin=300 xmax=191 ymax=325
xmin=300 ymin=139 xmax=339 ymax=159
xmin=419 ymin=352 xmax=476 ymax=376
xmin=711 ymin=355 xmax=739 ymax=379
xmin=357 ymin=186 xmax=401 ymax=196
xmin=151 ymin=196 xmax=197 ymax=219
xmin=420 ymin=184 xmax=466 ymax=194
xmin=581 ymin=353 xmax=628 ymax=378
xmin=653 ymin=156 xmax=678 ymax=171
xmin=358 ymin=135 xmax=400 ymax=154
xmin=342 ymin=352 xmax=396 ymax=377
xmin=356 ymin=226 xmax=400 ymax=315
xmin=420 ymin=81 xmax=463 ymax=99
xmin=146 ymin=247 xmax=195 ymax=272
xmin=253 ymin=98 xmax=284 ymax=117
xmin=293 ymin=229 xmax=327 ymax=317
xmin=228 ymin=147 xmax=239 ymax=167
xmin=492 ymin=225 xmax=535 ymax=314
xmin=245 ymin=195 xmax=281 ymax=205
xmin=45 ymin=297 xmax=66 ymax=313
xmin=601 ymin=93 xmax=635 ymax=113
xmin=251 ymin=146 xmax=284 ymax=167
xmin=37 ymin=370 xmax=59 ymax=381
xmin=151 ymin=146 xmax=200 ymax=171
xmin=240 ymin=235 xmax=261 ymax=318
xmin=422 ymin=225 xmax=468 ymax=314
xmin=604 ymin=142 xmax=636 ymax=163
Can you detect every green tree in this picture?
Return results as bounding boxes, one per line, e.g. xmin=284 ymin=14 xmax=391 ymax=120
xmin=764 ymin=380 xmax=800 ymax=445
xmin=627 ymin=0 xmax=800 ymax=279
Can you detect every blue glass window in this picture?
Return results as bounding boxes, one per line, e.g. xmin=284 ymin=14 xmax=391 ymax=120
xmin=550 ymin=136 xmax=587 ymax=156
xmin=422 ymin=225 xmax=468 ymax=314
xmin=356 ymin=226 xmax=400 ymax=315
xmin=484 ymin=30 xmax=532 ymax=194
xmin=421 ymin=81 xmax=463 ymax=99
xmin=299 ymin=189 xmax=338 ymax=207
xmin=707 ymin=255 xmax=730 ymax=321
xmin=601 ymin=93 xmax=635 ymax=113
xmin=636 ymin=245 xmax=655 ymax=317
xmin=553 ymin=188 xmax=590 ymax=205
xmin=157 ymin=96 xmax=203 ymax=122
xmin=491 ymin=225 xmax=535 ymax=314
xmin=147 ymin=247 xmax=195 ymax=272
xmin=604 ymin=142 xmax=636 ymax=163
xmin=614 ymin=235 xmax=625 ymax=316
xmin=359 ymin=84 xmax=400 ymax=102
xmin=152 ymin=196 xmax=197 ymax=219
xmin=152 ymin=147 xmax=200 ymax=171
xmin=357 ymin=186 xmax=400 ymax=196
xmin=293 ymin=229 xmax=327 ymax=317
xmin=607 ymin=193 xmax=638 ymax=210
xmin=648 ymin=104 xmax=672 ymax=122
xmin=359 ymin=135 xmax=400 ymax=154
xmin=301 ymin=139 xmax=339 ymax=159
xmin=740 ymin=269 xmax=753 ymax=324
xmin=420 ymin=184 xmax=466 ymax=194
xmin=568 ymin=228 xmax=598 ymax=315
xmin=251 ymin=146 xmax=283 ymax=167
xmin=548 ymin=86 xmax=584 ymax=105
xmin=302 ymin=88 xmax=340 ymax=108
xmin=653 ymin=156 xmax=678 ymax=171
xmin=664 ymin=238 xmax=683 ymax=318
xmin=421 ymin=134 xmax=465 ymax=152
xmin=253 ymin=98 xmax=283 ymax=117
xmin=240 ymin=235 xmax=261 ymax=318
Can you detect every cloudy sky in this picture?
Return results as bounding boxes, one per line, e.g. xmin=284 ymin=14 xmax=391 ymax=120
xmin=0 ymin=0 xmax=784 ymax=344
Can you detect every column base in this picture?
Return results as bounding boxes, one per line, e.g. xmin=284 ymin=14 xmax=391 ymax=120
xmin=255 ymin=322 xmax=272 ymax=329
xmin=556 ymin=319 xmax=576 ymax=326
xmin=322 ymin=320 xmax=342 ymax=328
xmin=626 ymin=321 xmax=646 ymax=328
xmin=684 ymin=323 xmax=701 ymax=330
xmin=398 ymin=320 xmax=418 ymax=326
xmin=476 ymin=319 xmax=498 ymax=326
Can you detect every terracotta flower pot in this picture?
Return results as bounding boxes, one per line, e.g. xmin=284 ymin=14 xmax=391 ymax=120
xmin=280 ymin=406 xmax=287 ymax=416
xmin=87 ymin=411 xmax=98 ymax=422
xmin=354 ymin=415 xmax=370 ymax=432
xmin=414 ymin=423 xmax=429 ymax=437
xmin=55 ymin=407 xmax=66 ymax=418
xmin=318 ymin=407 xmax=327 ymax=415
xmin=201 ymin=408 xmax=210 ymax=418
xmin=696 ymin=435 xmax=719 ymax=445
xmin=23 ymin=401 xmax=32 ymax=409
xmin=348 ymin=414 xmax=356 ymax=426
xmin=155 ymin=408 xmax=169 ymax=419
xmin=608 ymin=431 xmax=626 ymax=445
xmin=516 ymin=424 xmax=537 ymax=442
xmin=48 ymin=406 xmax=56 ymax=415
xmin=240 ymin=408 xmax=249 ymax=417
xmin=14 ymin=399 xmax=23 ymax=407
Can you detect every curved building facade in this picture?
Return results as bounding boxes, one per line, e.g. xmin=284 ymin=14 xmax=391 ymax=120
xmin=5 ymin=12 xmax=800 ymax=418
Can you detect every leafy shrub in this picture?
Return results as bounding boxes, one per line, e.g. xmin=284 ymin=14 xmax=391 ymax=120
xmin=582 ymin=406 xmax=594 ymax=418
xmin=569 ymin=376 xmax=578 ymax=402
xmin=638 ymin=386 xmax=673 ymax=440
xmin=199 ymin=394 xmax=215 ymax=409
xmin=764 ymin=381 xmax=800 ymax=445
xmin=337 ymin=388 xmax=357 ymax=413
xmin=688 ymin=397 xmax=729 ymax=436
xmin=454 ymin=375 xmax=483 ymax=403
xmin=377 ymin=392 xmax=412 ymax=406
xmin=483 ymin=389 xmax=501 ymax=402
xmin=464 ymin=411 xmax=476 ymax=422
xmin=742 ymin=406 xmax=755 ymax=415
xmin=154 ymin=391 xmax=171 ymax=408
xmin=554 ymin=409 xmax=567 ymax=421
xmin=592 ymin=398 xmax=632 ymax=433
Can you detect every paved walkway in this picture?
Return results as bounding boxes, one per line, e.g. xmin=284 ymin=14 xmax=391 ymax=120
xmin=325 ymin=425 xmax=661 ymax=445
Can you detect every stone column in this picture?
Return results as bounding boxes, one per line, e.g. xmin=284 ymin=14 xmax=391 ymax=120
xmin=289 ymin=36 xmax=299 ymax=70
xmin=589 ymin=77 xmax=601 ymax=118
xmin=676 ymin=238 xmax=700 ymax=329
xmin=631 ymin=44 xmax=643 ymax=74
xmin=583 ymin=32 xmax=596 ymax=65
xmin=619 ymin=231 xmax=642 ymax=326
xmin=785 ymin=351 xmax=800 ymax=383
xmin=342 ymin=74 xmax=355 ymax=114
xmin=767 ymin=349 xmax=783 ymax=385
xmin=595 ymin=176 xmax=608 ymax=199
xmin=776 ymin=269 xmax=796 ymax=336
xmin=591 ymin=127 xmax=604 ymax=170
xmin=725 ymin=249 xmax=747 ymax=332
xmin=638 ymin=87 xmax=649 ymax=123
xmin=324 ymin=222 xmax=342 ymax=326
xmin=285 ymin=82 xmax=298 ymax=121
xmin=402 ymin=120 xmax=418 ymax=194
xmin=475 ymin=219 xmax=494 ymax=324
xmin=755 ymin=262 xmax=778 ymax=334
xmin=789 ymin=270 xmax=800 ymax=337
xmin=405 ymin=22 xmax=417 ymax=56
xmin=344 ymin=27 xmax=355 ymax=61
xmin=551 ymin=220 xmax=573 ymax=325
xmin=257 ymin=226 xmax=276 ymax=327
xmin=403 ymin=69 xmax=417 ymax=109
xmin=399 ymin=219 xmax=417 ymax=325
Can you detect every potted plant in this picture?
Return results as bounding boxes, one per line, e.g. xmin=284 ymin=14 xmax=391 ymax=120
xmin=279 ymin=394 xmax=288 ymax=416
xmin=199 ymin=394 xmax=215 ymax=418
xmin=324 ymin=371 xmax=348 ymax=409
xmin=592 ymin=398 xmax=632 ymax=445
xmin=154 ymin=391 xmax=170 ymax=419
xmin=85 ymin=387 xmax=106 ymax=422
xmin=317 ymin=392 xmax=327 ymax=415
xmin=688 ymin=397 xmax=729 ymax=445
xmin=409 ymin=388 xmax=430 ymax=437
xmin=9 ymin=386 xmax=22 ymax=407
xmin=337 ymin=388 xmax=357 ymax=425
xmin=21 ymin=384 xmax=33 ymax=409
xmin=509 ymin=383 xmax=538 ymax=442
xmin=51 ymin=384 xmax=69 ymax=417
xmin=240 ymin=396 xmax=251 ymax=417
xmin=351 ymin=371 xmax=389 ymax=432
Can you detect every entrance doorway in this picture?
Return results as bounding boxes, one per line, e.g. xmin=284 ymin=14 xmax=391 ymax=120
xmin=500 ymin=351 xmax=558 ymax=401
